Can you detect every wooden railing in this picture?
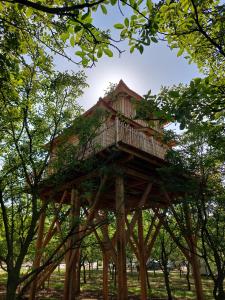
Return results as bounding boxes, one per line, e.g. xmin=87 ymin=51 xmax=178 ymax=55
xmin=46 ymin=118 xmax=167 ymax=178
xmin=90 ymin=118 xmax=167 ymax=160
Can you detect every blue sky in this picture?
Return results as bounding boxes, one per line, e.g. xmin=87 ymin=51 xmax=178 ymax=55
xmin=55 ymin=6 xmax=201 ymax=111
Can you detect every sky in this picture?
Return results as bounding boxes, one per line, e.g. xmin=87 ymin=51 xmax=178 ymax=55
xmin=55 ymin=6 xmax=201 ymax=111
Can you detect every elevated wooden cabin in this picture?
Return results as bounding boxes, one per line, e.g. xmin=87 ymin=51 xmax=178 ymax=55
xmin=40 ymin=80 xmax=173 ymax=210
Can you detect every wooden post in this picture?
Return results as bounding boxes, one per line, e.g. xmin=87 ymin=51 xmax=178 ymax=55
xmin=29 ymin=206 xmax=46 ymax=300
xmin=103 ymin=252 xmax=109 ymax=300
xmin=191 ymin=245 xmax=204 ymax=300
xmin=115 ymin=175 xmax=127 ymax=300
xmin=116 ymin=117 xmax=119 ymax=142
xmin=63 ymin=189 xmax=81 ymax=300
xmin=137 ymin=210 xmax=147 ymax=300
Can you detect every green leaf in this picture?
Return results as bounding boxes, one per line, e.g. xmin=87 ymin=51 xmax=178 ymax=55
xmin=151 ymin=37 xmax=158 ymax=43
xmin=124 ymin=18 xmax=129 ymax=27
xmin=168 ymin=90 xmax=179 ymax=97
xmin=146 ymin=0 xmax=152 ymax=11
xmin=68 ymin=26 xmax=74 ymax=34
xmin=130 ymin=45 xmax=135 ymax=53
xmin=75 ymin=51 xmax=85 ymax=57
xmin=75 ymin=31 xmax=82 ymax=43
xmin=110 ymin=0 xmax=117 ymax=4
xmin=177 ymin=48 xmax=184 ymax=57
xmin=97 ymin=49 xmax=103 ymax=58
xmin=70 ymin=36 xmax=75 ymax=47
xmin=101 ymin=5 xmax=107 ymax=15
xmin=139 ymin=44 xmax=144 ymax=54
xmin=82 ymin=58 xmax=89 ymax=67
xmin=114 ymin=23 xmax=124 ymax=29
xmin=74 ymin=26 xmax=82 ymax=33
xmin=120 ymin=29 xmax=127 ymax=38
xmin=26 ymin=7 xmax=33 ymax=18
xmin=81 ymin=12 xmax=89 ymax=20
xmin=204 ymin=77 xmax=209 ymax=85
xmin=104 ymin=48 xmax=113 ymax=57
xmin=214 ymin=112 xmax=223 ymax=119
xmin=60 ymin=32 xmax=69 ymax=43
xmin=194 ymin=77 xmax=202 ymax=85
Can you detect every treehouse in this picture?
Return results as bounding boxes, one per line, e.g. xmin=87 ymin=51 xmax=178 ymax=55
xmin=40 ymin=80 xmax=172 ymax=210
xmin=32 ymin=81 xmax=204 ymax=300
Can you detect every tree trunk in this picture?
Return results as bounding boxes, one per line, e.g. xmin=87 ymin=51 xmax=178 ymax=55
xmin=82 ymin=263 xmax=86 ymax=284
xmin=6 ymin=272 xmax=19 ymax=300
xmin=213 ymin=276 xmax=225 ymax=300
xmin=190 ymin=253 xmax=204 ymax=300
xmin=88 ymin=261 xmax=91 ymax=279
xmin=163 ymin=266 xmax=173 ymax=300
xmin=130 ymin=259 xmax=133 ymax=273
xmin=146 ymin=268 xmax=151 ymax=289
xmin=186 ymin=262 xmax=191 ymax=291
xmin=114 ymin=265 xmax=117 ymax=288
xmin=161 ymin=239 xmax=173 ymax=300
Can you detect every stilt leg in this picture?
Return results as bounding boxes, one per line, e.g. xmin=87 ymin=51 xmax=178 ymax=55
xmin=138 ymin=211 xmax=147 ymax=300
xmin=103 ymin=252 xmax=109 ymax=300
xmin=115 ymin=175 xmax=127 ymax=300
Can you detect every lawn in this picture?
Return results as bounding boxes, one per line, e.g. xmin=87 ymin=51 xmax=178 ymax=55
xmin=0 ymin=268 xmax=215 ymax=299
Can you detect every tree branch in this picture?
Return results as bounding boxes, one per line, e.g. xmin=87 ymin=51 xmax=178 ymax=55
xmin=7 ymin=0 xmax=106 ymax=15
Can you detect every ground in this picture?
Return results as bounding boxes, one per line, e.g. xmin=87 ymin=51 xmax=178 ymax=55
xmin=0 ymin=268 xmax=214 ymax=299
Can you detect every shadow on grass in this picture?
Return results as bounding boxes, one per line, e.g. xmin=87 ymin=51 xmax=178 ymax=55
xmin=0 ymin=269 xmax=214 ymax=299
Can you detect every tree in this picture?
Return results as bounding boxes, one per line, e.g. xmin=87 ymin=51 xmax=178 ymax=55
xmin=158 ymin=122 xmax=225 ymax=300
xmin=0 ymin=0 xmax=126 ymax=68
xmin=159 ymin=229 xmax=174 ymax=300
xmin=0 ymin=46 xmax=87 ymax=299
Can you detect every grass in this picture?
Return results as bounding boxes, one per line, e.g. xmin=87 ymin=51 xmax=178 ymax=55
xmin=0 ymin=268 xmax=215 ymax=299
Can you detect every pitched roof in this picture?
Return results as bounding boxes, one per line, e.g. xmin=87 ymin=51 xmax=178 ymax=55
xmin=102 ymin=79 xmax=142 ymax=102
xmin=83 ymin=80 xmax=142 ymax=116
xmin=114 ymin=79 xmax=142 ymax=101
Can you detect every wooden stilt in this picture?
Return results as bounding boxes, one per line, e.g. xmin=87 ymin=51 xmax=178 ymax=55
xmin=126 ymin=209 xmax=161 ymax=300
xmin=137 ymin=210 xmax=147 ymax=300
xmin=115 ymin=175 xmax=127 ymax=300
xmin=29 ymin=206 xmax=46 ymax=300
xmin=103 ymin=252 xmax=109 ymax=300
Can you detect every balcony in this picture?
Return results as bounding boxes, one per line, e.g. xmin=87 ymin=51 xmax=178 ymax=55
xmin=86 ymin=118 xmax=167 ymax=160
xmin=44 ymin=118 xmax=167 ymax=183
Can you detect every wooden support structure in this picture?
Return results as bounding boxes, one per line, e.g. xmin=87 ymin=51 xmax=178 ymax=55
xmin=29 ymin=205 xmax=46 ymax=300
xmin=103 ymin=253 xmax=109 ymax=300
xmin=102 ymin=222 xmax=110 ymax=300
xmin=35 ymin=81 xmax=192 ymax=300
xmin=137 ymin=210 xmax=147 ymax=300
xmin=115 ymin=175 xmax=128 ymax=300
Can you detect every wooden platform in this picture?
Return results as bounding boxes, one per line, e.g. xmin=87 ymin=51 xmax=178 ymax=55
xmin=39 ymin=140 xmax=179 ymax=210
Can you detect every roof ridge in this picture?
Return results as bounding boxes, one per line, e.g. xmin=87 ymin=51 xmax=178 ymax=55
xmin=114 ymin=79 xmax=142 ymax=100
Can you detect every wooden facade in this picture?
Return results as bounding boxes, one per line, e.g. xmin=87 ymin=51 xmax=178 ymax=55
xmin=30 ymin=80 xmax=204 ymax=300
